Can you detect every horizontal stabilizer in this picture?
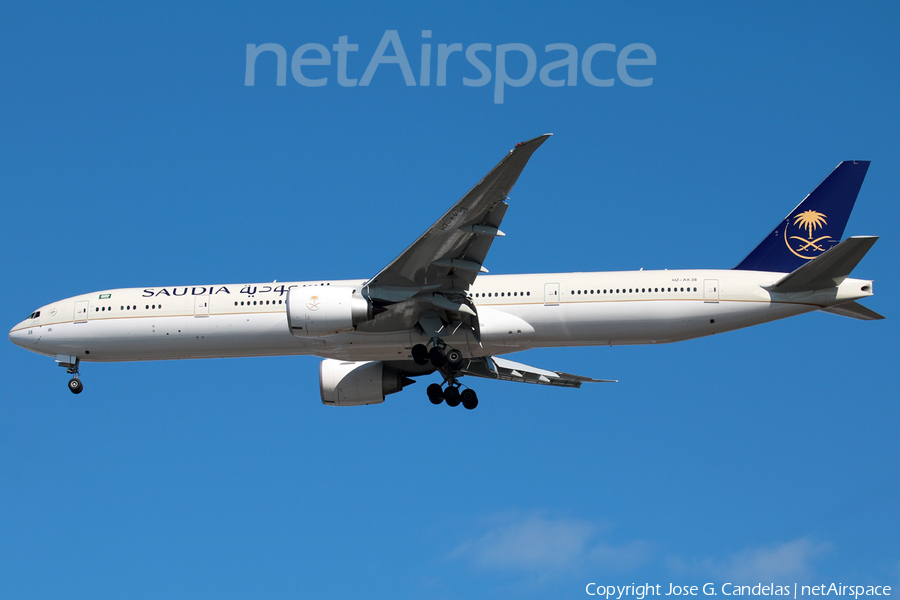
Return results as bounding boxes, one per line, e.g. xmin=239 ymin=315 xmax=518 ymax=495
xmin=459 ymin=355 xmax=616 ymax=387
xmin=764 ymin=236 xmax=878 ymax=293
xmin=820 ymin=301 xmax=885 ymax=320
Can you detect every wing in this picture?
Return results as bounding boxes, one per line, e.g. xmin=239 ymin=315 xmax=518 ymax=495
xmin=459 ymin=356 xmax=616 ymax=388
xmin=365 ymin=134 xmax=552 ymax=297
xmin=357 ymin=134 xmax=552 ymax=333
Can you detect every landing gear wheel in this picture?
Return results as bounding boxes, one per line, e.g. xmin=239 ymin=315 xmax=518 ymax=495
xmin=444 ymin=386 xmax=461 ymax=407
xmin=428 ymin=346 xmax=447 ymax=368
xmin=445 ymin=348 xmax=464 ymax=369
xmin=427 ymin=383 xmax=444 ymax=405
xmin=68 ymin=378 xmax=83 ymax=395
xmin=461 ymin=388 xmax=478 ymax=410
xmin=412 ymin=344 xmax=430 ymax=366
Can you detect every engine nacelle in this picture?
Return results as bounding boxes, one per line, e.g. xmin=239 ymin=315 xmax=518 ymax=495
xmin=286 ymin=286 xmax=371 ymax=336
xmin=319 ymin=360 xmax=414 ymax=406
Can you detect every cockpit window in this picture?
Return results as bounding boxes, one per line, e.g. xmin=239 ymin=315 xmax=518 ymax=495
xmin=28 ymin=311 xmax=41 ymax=319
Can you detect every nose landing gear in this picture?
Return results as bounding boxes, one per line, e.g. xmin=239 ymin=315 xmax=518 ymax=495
xmin=57 ymin=355 xmax=84 ymax=394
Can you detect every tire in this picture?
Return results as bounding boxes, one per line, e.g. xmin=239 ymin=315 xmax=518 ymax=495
xmin=445 ymin=348 xmax=463 ymax=369
xmin=445 ymin=387 xmax=461 ymax=407
xmin=428 ymin=347 xmax=447 ymax=368
xmin=461 ymin=389 xmax=478 ymax=410
xmin=68 ymin=379 xmax=83 ymax=394
xmin=427 ymin=383 xmax=444 ymax=405
xmin=412 ymin=344 xmax=430 ymax=366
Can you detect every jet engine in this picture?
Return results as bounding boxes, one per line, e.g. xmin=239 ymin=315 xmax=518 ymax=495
xmin=319 ymin=359 xmax=415 ymax=406
xmin=287 ymin=286 xmax=371 ymax=336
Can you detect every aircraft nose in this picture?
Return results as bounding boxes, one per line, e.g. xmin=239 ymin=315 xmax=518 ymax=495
xmin=9 ymin=325 xmax=28 ymax=348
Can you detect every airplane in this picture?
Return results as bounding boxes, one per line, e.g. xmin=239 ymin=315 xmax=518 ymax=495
xmin=9 ymin=134 xmax=883 ymax=409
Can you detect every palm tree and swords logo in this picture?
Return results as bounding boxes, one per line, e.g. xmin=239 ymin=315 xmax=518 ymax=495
xmin=785 ymin=209 xmax=831 ymax=259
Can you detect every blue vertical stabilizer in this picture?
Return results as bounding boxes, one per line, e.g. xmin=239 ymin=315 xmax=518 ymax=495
xmin=734 ymin=161 xmax=870 ymax=272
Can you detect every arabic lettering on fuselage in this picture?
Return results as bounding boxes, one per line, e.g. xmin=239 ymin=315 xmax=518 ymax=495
xmin=141 ymin=284 xmax=298 ymax=298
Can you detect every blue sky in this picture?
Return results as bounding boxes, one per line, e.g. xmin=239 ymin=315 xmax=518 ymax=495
xmin=2 ymin=2 xmax=898 ymax=598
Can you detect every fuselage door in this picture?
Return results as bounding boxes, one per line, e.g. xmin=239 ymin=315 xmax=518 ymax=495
xmin=74 ymin=300 xmax=89 ymax=323
xmin=544 ymin=282 xmax=560 ymax=306
xmin=704 ymin=279 xmax=720 ymax=303
xmin=194 ymin=295 xmax=210 ymax=317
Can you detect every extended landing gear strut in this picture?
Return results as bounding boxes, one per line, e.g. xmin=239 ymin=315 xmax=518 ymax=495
xmin=61 ymin=357 xmax=83 ymax=395
xmin=413 ymin=343 xmax=478 ymax=409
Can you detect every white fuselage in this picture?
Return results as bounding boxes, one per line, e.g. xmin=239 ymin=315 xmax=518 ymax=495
xmin=8 ymin=269 xmax=874 ymax=364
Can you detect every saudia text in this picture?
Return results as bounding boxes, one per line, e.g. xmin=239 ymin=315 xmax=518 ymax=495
xmin=142 ymin=285 xmax=295 ymax=298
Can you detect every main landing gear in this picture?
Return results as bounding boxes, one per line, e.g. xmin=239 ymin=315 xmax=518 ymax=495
xmin=427 ymin=382 xmax=479 ymax=410
xmin=412 ymin=342 xmax=464 ymax=369
xmin=415 ymin=341 xmax=478 ymax=409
